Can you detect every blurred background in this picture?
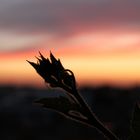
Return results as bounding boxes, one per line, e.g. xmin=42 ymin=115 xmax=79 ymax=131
xmin=0 ymin=0 xmax=140 ymax=139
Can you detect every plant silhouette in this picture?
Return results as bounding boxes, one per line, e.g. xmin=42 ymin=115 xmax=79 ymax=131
xmin=27 ymin=52 xmax=140 ymax=140
xmin=129 ymin=103 xmax=140 ymax=140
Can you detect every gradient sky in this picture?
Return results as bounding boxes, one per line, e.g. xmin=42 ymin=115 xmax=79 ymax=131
xmin=0 ymin=0 xmax=140 ymax=88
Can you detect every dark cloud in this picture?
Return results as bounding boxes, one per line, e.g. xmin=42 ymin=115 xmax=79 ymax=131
xmin=0 ymin=0 xmax=140 ymax=35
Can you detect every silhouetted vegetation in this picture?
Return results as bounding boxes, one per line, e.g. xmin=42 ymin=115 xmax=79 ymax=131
xmin=26 ymin=52 xmax=140 ymax=140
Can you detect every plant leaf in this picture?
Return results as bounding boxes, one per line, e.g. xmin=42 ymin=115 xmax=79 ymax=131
xmin=34 ymin=96 xmax=82 ymax=117
xmin=50 ymin=51 xmax=58 ymax=64
xmin=26 ymin=60 xmax=39 ymax=70
xmin=129 ymin=103 xmax=140 ymax=140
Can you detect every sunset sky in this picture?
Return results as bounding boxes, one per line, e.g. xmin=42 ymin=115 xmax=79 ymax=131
xmin=0 ymin=0 xmax=140 ymax=88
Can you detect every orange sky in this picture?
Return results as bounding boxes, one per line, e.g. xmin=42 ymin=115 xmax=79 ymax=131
xmin=0 ymin=30 xmax=140 ymax=88
xmin=0 ymin=1 xmax=140 ymax=88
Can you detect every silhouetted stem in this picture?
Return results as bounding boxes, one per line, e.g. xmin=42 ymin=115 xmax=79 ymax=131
xmin=72 ymin=88 xmax=119 ymax=140
xmin=57 ymin=73 xmax=118 ymax=140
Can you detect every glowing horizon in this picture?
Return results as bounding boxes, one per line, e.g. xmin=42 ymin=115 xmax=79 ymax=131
xmin=0 ymin=30 xmax=140 ymax=88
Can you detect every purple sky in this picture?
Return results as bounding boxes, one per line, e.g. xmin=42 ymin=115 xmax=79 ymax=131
xmin=0 ymin=0 xmax=140 ymax=33
xmin=0 ymin=0 xmax=140 ymax=52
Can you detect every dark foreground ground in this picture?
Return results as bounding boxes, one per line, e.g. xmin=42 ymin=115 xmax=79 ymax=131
xmin=0 ymin=85 xmax=139 ymax=140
